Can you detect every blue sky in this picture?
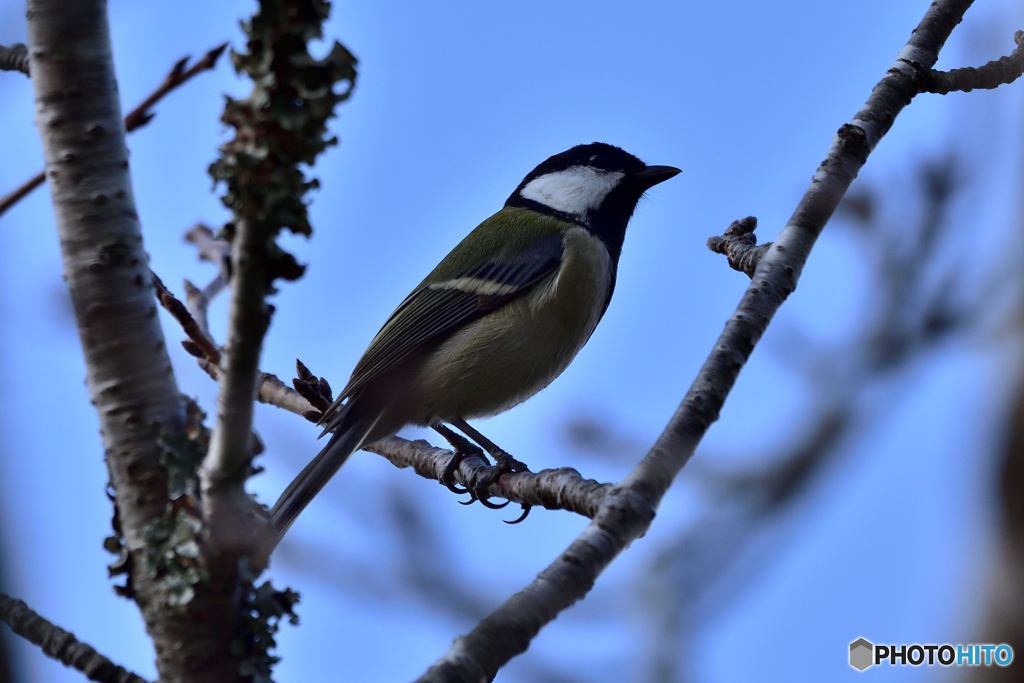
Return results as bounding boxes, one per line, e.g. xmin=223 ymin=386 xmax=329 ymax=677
xmin=1 ymin=0 xmax=1023 ymax=681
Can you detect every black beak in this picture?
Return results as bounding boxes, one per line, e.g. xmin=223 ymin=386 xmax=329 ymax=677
xmin=633 ymin=165 xmax=682 ymax=191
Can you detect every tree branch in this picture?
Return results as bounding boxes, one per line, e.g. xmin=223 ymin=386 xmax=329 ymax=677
xmin=199 ymin=0 xmax=356 ymax=563
xmin=0 ymin=43 xmax=29 ymax=75
xmin=920 ymin=29 xmax=1024 ymax=94
xmin=0 ymin=592 xmax=150 ymax=683
xmin=0 ymin=43 xmax=227 ymax=219
xmin=25 ymin=4 xmax=244 ymax=681
xmin=706 ymin=216 xmax=768 ymax=278
xmin=200 ymin=216 xmax=271 ymax=499
xmin=365 ymin=438 xmax=611 ymax=519
xmin=152 ymin=270 xmax=221 ymax=364
xmin=414 ymin=1 xmax=982 ymax=680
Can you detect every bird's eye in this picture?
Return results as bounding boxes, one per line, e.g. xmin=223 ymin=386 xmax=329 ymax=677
xmin=589 ymin=153 xmax=607 ymax=166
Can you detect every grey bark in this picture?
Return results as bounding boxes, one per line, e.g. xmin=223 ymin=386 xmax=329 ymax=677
xmin=25 ymin=2 xmax=244 ymax=681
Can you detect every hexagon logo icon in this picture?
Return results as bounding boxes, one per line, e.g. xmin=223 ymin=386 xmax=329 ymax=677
xmin=850 ymin=638 xmax=874 ymax=671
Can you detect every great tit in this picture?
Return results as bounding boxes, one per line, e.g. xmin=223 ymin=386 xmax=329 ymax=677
xmin=271 ymin=142 xmax=680 ymax=536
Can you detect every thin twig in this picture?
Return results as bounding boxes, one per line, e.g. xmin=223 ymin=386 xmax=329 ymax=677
xmin=151 ymin=269 xmax=222 ymax=364
xmin=414 ymin=1 xmax=980 ymax=680
xmin=122 ymin=43 xmax=228 ymax=131
xmin=0 ymin=42 xmax=228 ymax=218
xmin=0 ymin=43 xmax=29 ymax=75
xmin=1 ymin=592 xmax=150 ymax=683
xmin=183 ymin=223 xmax=230 ymax=336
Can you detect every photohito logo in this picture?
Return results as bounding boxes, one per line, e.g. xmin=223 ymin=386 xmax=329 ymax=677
xmin=849 ymin=638 xmax=1013 ymax=671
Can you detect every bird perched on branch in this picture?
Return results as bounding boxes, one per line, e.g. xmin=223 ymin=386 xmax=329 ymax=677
xmin=271 ymin=142 xmax=679 ymax=536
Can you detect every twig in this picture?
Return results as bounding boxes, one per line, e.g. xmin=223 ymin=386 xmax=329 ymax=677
xmin=414 ymin=1 xmax=982 ymax=680
xmin=0 ymin=43 xmax=29 ymax=75
xmin=0 ymin=592 xmax=150 ymax=683
xmin=151 ymin=269 xmax=222 ymax=364
xmin=183 ymin=224 xmax=229 ymax=336
xmin=920 ymin=29 xmax=1024 ymax=94
xmin=706 ymin=217 xmax=769 ymax=278
xmin=0 ymin=42 xmax=228 ymax=219
xmin=122 ymin=43 xmax=228 ymax=131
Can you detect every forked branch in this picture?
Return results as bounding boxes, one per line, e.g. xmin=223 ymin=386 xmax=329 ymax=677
xmin=919 ymin=29 xmax=1024 ymax=94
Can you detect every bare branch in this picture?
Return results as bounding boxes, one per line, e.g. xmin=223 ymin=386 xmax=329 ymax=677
xmin=0 ymin=592 xmax=150 ymax=683
xmin=0 ymin=43 xmax=228 ymax=218
xmin=182 ymin=224 xmax=229 ymax=336
xmin=151 ymin=270 xmax=222 ymax=364
xmin=0 ymin=43 xmax=29 ymax=75
xmin=706 ymin=216 xmax=770 ymax=278
xmin=202 ymin=218 xmax=273 ymax=506
xmin=122 ymin=43 xmax=228 ymax=131
xmin=920 ymin=29 xmax=1024 ymax=94
xmin=365 ymin=437 xmax=611 ymax=519
xmin=0 ymin=171 xmax=43 ymax=216
xmin=414 ymin=1 xmax=982 ymax=680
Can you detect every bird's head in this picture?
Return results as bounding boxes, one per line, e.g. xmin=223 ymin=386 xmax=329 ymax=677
xmin=506 ymin=142 xmax=680 ymax=258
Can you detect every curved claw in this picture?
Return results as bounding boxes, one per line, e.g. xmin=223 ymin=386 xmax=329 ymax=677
xmin=503 ymin=504 xmax=531 ymax=525
xmin=458 ymin=496 xmax=477 ymax=506
xmin=440 ymin=451 xmax=470 ymax=494
xmin=478 ymin=495 xmax=511 ymax=510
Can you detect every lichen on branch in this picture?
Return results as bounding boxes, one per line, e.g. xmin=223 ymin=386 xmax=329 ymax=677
xmin=209 ymin=0 xmax=357 ymax=277
xmin=202 ymin=0 xmax=357 ymax=502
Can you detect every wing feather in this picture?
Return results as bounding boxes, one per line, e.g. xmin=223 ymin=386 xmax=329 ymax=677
xmin=337 ymin=231 xmax=564 ymax=404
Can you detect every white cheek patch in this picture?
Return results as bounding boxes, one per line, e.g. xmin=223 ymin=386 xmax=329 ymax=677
xmin=519 ymin=167 xmax=624 ymax=217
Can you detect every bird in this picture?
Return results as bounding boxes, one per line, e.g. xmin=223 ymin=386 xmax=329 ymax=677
xmin=270 ymin=142 xmax=680 ymax=537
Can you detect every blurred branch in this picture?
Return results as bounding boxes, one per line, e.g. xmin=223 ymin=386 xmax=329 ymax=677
xmin=152 ymin=270 xmax=221 ymax=364
xmin=0 ymin=44 xmax=28 ymax=75
xmin=0 ymin=592 xmax=149 ymax=683
xmin=415 ymin=2 xmax=987 ymax=680
xmin=920 ymin=29 xmax=1024 ymax=94
xmin=183 ymin=223 xmax=229 ymax=337
xmin=0 ymin=42 xmax=228 ymax=219
xmin=962 ymin=379 xmax=1024 ymax=683
xmin=123 ymin=43 xmax=229 ymax=131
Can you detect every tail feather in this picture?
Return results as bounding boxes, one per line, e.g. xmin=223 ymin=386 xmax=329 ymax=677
xmin=270 ymin=402 xmax=378 ymax=538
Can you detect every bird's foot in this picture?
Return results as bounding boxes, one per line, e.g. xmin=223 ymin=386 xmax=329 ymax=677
xmin=432 ymin=424 xmax=479 ymax=495
xmin=436 ymin=420 xmax=533 ymax=523
xmin=473 ymin=449 xmax=531 ymax=523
